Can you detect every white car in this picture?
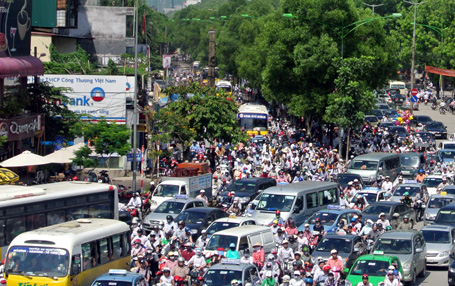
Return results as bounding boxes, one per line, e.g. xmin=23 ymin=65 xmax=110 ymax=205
xmin=205 ymin=215 xmax=257 ymax=236
xmin=349 ymin=187 xmax=387 ymax=208
xmin=423 ymin=175 xmax=446 ymax=196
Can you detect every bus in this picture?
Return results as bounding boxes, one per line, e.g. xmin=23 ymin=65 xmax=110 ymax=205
xmin=0 ymin=182 xmax=117 ymax=258
xmin=237 ymin=103 xmax=269 ymax=136
xmin=215 ymin=80 xmax=233 ymax=95
xmin=4 ymin=219 xmax=130 ymax=286
xmin=389 ymin=80 xmax=408 ymax=96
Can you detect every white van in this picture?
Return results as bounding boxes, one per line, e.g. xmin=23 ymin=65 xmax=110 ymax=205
xmin=389 ymin=80 xmax=408 ymax=96
xmin=204 ymin=225 xmax=275 ymax=257
xmin=251 ymin=181 xmax=339 ymax=226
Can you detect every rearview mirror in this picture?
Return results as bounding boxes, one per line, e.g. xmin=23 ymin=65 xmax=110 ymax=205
xmin=354 ymin=247 xmax=360 ymax=252
xmin=392 ymin=213 xmax=400 ymax=219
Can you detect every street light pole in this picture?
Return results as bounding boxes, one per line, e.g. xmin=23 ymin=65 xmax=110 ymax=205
xmin=363 ymin=3 xmax=384 ymax=15
xmin=404 ymin=0 xmax=427 ymax=90
xmin=132 ymin=0 xmax=139 ymax=194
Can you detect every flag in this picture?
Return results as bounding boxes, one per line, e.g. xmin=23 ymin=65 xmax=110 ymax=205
xmin=142 ymin=10 xmax=146 ymax=35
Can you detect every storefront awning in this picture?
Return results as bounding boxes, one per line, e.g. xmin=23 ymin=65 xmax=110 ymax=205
xmin=0 ymin=56 xmax=44 ymax=78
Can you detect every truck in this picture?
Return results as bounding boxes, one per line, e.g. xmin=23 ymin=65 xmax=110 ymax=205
xmin=150 ymin=163 xmax=212 ymax=210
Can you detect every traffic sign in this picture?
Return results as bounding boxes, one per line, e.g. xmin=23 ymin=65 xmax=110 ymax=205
xmin=411 ymin=95 xmax=418 ymax=103
xmin=127 ymin=153 xmax=142 ymax=162
xmin=411 ymin=88 xmax=418 ymax=96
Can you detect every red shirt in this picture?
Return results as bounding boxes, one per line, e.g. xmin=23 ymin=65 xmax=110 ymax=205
xmin=181 ymin=249 xmax=195 ymax=261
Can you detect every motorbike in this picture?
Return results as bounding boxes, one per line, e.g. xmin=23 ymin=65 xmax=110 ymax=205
xmin=98 ymin=170 xmax=110 ymax=183
xmin=366 ymin=239 xmax=374 ymax=252
xmin=86 ymin=169 xmax=98 ymax=182
xmin=414 ymin=199 xmax=425 ymax=222
xmin=431 ymin=102 xmax=437 ymax=110
xmin=309 ymin=231 xmax=322 ymax=252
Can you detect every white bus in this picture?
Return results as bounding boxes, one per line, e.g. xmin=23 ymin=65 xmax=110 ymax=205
xmin=4 ymin=219 xmax=130 ymax=286
xmin=389 ymin=80 xmax=408 ymax=96
xmin=0 ymin=182 xmax=118 ymax=258
xmin=215 ymin=80 xmax=233 ymax=95
xmin=238 ymin=103 xmax=269 ymax=135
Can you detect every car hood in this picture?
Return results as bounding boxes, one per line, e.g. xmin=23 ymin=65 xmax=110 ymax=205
xmin=347 ymin=274 xmax=386 ymax=286
xmin=145 ymin=212 xmax=171 ymax=224
xmin=220 ymin=191 xmax=255 ymax=198
xmin=425 ymin=243 xmax=452 ymax=253
xmin=252 ymin=210 xmax=284 ymax=226
xmin=312 ymin=250 xmax=351 ymax=262
xmin=427 ymin=127 xmax=445 ymax=132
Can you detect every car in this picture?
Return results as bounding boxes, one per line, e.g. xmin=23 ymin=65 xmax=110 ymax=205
xmin=203 ymin=259 xmax=261 ymax=286
xmin=421 ymin=225 xmax=455 ymax=267
xmin=423 ymin=175 xmax=447 ymax=195
xmin=413 ymin=132 xmax=436 ymax=148
xmin=375 ymin=103 xmax=392 ymax=110
xmin=388 ymin=126 xmax=408 ymax=139
xmin=424 ymin=121 xmax=448 ymax=139
xmin=442 ymin=186 xmax=455 ymax=196
xmin=174 ymin=207 xmax=229 ymax=240
xmin=349 ymin=187 xmax=387 ymax=208
xmin=424 ymin=194 xmax=455 ymax=225
xmin=402 ymin=97 xmax=419 ymax=110
xmin=336 ymin=173 xmax=366 ymax=190
xmin=399 ymin=153 xmax=425 ymax=178
xmin=142 ymin=198 xmax=207 ymax=233
xmin=411 ymin=115 xmax=433 ymax=127
xmin=311 ymin=234 xmax=367 ymax=269
xmin=90 ymin=269 xmax=147 ymax=286
xmin=439 ymin=141 xmax=455 ymax=150
xmin=381 ymin=109 xmax=399 ymax=119
xmin=345 ymin=254 xmax=404 ymax=286
xmin=378 ymin=121 xmax=395 ymax=129
xmin=205 ymin=216 xmax=257 ymax=236
xmin=437 ymin=149 xmax=455 ymax=164
xmin=364 ymin=115 xmax=380 ymax=127
xmin=391 ymin=182 xmax=428 ymax=203
xmin=371 ymin=230 xmax=427 ymax=285
xmin=362 ymin=201 xmax=416 ymax=229
xmin=250 ymin=135 xmax=269 ymax=150
xmin=368 ymin=109 xmax=385 ymax=118
xmin=299 ymin=207 xmax=360 ymax=234
xmin=220 ymin=178 xmax=276 ymax=208
xmin=390 ymin=93 xmax=405 ymax=105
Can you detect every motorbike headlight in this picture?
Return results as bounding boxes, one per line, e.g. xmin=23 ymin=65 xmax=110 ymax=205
xmin=440 ymin=251 xmax=450 ymax=257
xmin=403 ymin=261 xmax=411 ymax=270
xmin=191 ymin=229 xmax=198 ymax=234
xmin=450 ymin=267 xmax=455 ymax=273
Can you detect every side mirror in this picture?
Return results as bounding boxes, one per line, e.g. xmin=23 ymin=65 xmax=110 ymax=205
xmin=392 ymin=213 xmax=400 ymax=219
xmin=415 ymin=248 xmax=423 ymax=253
xmin=379 ymin=167 xmax=383 ymax=171
xmin=344 ymin=268 xmax=350 ymax=274
xmin=71 ymin=264 xmax=81 ymax=275
xmin=354 ymin=247 xmax=360 ymax=252
xmin=293 ymin=208 xmax=300 ymax=214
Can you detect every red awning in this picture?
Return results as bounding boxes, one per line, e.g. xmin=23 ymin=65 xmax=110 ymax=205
xmin=0 ymin=56 xmax=44 ymax=78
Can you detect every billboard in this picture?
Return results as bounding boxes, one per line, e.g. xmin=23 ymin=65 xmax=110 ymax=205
xmin=39 ymin=75 xmax=135 ymax=123
xmin=0 ymin=0 xmax=32 ymax=57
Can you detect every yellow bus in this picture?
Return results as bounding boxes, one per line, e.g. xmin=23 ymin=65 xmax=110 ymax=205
xmin=4 ymin=218 xmax=131 ymax=286
xmin=238 ymin=103 xmax=269 ymax=135
xmin=0 ymin=182 xmax=118 ymax=258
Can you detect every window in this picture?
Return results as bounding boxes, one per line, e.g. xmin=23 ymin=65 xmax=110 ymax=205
xmin=5 ymin=217 xmax=26 ymax=244
xmin=306 ymin=193 xmax=318 ymax=209
xmin=249 ymin=268 xmax=258 ymax=283
xmin=6 ymin=207 xmax=24 ymax=216
xmin=121 ymin=232 xmax=131 ymax=256
xmin=99 ymin=238 xmax=109 ymax=264
xmin=181 ymin=186 xmax=187 ymax=195
xmin=319 ymin=189 xmax=338 ymax=206
xmin=186 ymin=203 xmax=194 ymax=210
xmin=89 ymin=203 xmax=111 ymax=219
xmin=26 ymin=203 xmax=45 ymax=212
xmin=26 ymin=214 xmax=46 ymax=231
xmin=89 ymin=193 xmax=109 ymax=202
xmin=395 ymin=205 xmax=406 ymax=214
xmin=66 ymin=206 xmax=89 ymax=220
xmin=47 ymin=200 xmax=65 ymax=209
xmin=71 ymin=254 xmax=81 ymax=275
xmin=66 ymin=196 xmax=87 ymax=206
xmin=239 ymin=236 xmax=249 ymax=251
xmin=250 ymin=234 xmax=262 ymax=247
xmin=195 ymin=201 xmax=205 ymax=208
xmin=263 ymin=231 xmax=273 ymax=244
xmin=47 ymin=210 xmax=65 ymax=225
xmin=126 ymin=15 xmax=134 ymax=38
xmin=385 ymin=158 xmax=400 ymax=170
xmin=0 ymin=219 xmax=5 ymax=246
xmin=295 ymin=196 xmax=303 ymax=210
xmin=81 ymin=243 xmax=93 ymax=270
xmin=112 ymin=234 xmax=122 ymax=259
xmin=378 ymin=192 xmax=385 ymax=201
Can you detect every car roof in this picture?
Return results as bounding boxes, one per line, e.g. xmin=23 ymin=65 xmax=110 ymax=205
xmin=182 ymin=207 xmax=221 ymax=214
xmin=161 ymin=198 xmax=205 ymax=204
xmin=211 ymin=225 xmax=270 ymax=236
xmin=378 ymin=230 xmax=419 ymax=239
xmin=232 ymin=178 xmax=274 ymax=183
xmin=211 ymin=216 xmax=255 ymax=223
xmin=355 ymin=254 xmax=396 ymax=262
xmin=425 ymin=175 xmax=443 ymax=179
xmin=430 ymin=194 xmax=455 ymax=199
xmin=94 ymin=271 xmax=143 ymax=282
xmin=421 ymin=225 xmax=454 ymax=231
xmin=324 ymin=234 xmax=359 ymax=240
xmin=368 ymin=201 xmax=401 ymax=206
xmin=209 ymin=262 xmax=253 ymax=271
xmin=315 ymin=209 xmax=358 ymax=215
xmin=338 ymin=173 xmax=362 ymax=178
xmin=395 ymin=183 xmax=423 ymax=188
xmin=262 ymin=181 xmax=337 ymax=195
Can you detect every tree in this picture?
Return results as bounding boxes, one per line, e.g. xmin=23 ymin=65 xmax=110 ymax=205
xmin=44 ymin=44 xmax=96 ymax=74
xmin=71 ymin=120 xmax=131 ymax=174
xmin=324 ymin=56 xmax=376 ymax=159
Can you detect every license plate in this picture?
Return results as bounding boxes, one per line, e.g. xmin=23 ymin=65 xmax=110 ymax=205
xmin=427 ymin=258 xmax=434 ymax=262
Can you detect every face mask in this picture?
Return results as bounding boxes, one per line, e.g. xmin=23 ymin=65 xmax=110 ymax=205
xmin=254 ymin=248 xmax=260 ymax=252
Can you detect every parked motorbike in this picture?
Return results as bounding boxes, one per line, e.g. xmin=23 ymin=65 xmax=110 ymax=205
xmin=98 ymin=170 xmax=110 ymax=183
xmin=86 ymin=169 xmax=98 ymax=182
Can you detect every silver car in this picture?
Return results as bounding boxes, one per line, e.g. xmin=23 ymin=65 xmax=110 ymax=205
xmin=421 ymin=225 xmax=455 ymax=267
xmin=391 ymin=182 xmax=428 ymax=203
xmin=424 ymin=194 xmax=455 ymax=225
xmin=372 ymin=230 xmax=426 ymax=285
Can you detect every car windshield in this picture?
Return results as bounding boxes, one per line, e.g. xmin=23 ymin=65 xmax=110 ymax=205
xmin=206 ymin=222 xmax=240 ymax=235
xmin=204 ymin=269 xmax=242 ymax=286
xmin=350 ymin=259 xmax=391 ymax=277
xmin=228 ymin=181 xmax=256 ymax=193
xmin=423 ymin=177 xmax=443 ymax=188
xmin=374 ymin=238 xmax=412 ymax=254
xmin=420 ymin=134 xmax=435 ymax=142
xmin=444 ymin=143 xmax=455 ymax=149
xmin=427 ymin=122 xmax=444 ymax=128
xmin=363 ymin=205 xmax=391 ymax=216
xmin=365 ymin=116 xmax=378 ymax=122
xmin=439 ymin=151 xmax=455 ymax=159
xmin=154 ymin=184 xmax=180 ymax=197
xmin=154 ymin=201 xmax=185 ymax=214
xmin=443 ymin=188 xmax=455 ymax=195
xmin=436 ymin=210 xmax=455 ymax=224
xmin=349 ymin=160 xmax=378 ymax=171
xmin=257 ymin=194 xmax=295 ymax=212
xmin=393 ymin=186 xmax=419 ymax=197
xmin=308 ymin=212 xmax=338 ymax=226
xmin=422 ymin=230 xmax=450 ymax=244
xmin=316 ymin=238 xmax=352 ymax=253
xmin=400 ymin=156 xmax=420 ymax=168
xmin=428 ymin=197 xmax=455 ymax=208
xmin=175 ymin=211 xmax=207 ymax=224
xmin=389 ymin=127 xmax=406 ymax=136
xmin=352 ymin=192 xmax=376 ymax=204
xmin=205 ymin=234 xmax=237 ymax=251
xmin=5 ymin=246 xmax=69 ymax=277
xmin=337 ymin=175 xmax=360 ymax=187
xmin=415 ymin=116 xmax=432 ymax=123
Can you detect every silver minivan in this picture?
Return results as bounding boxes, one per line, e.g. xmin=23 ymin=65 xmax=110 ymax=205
xmin=346 ymin=153 xmax=401 ymax=185
xmin=251 ymin=181 xmax=339 ymax=226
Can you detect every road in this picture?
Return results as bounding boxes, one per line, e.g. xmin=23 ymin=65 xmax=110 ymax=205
xmin=401 ymin=102 xmax=454 ymax=286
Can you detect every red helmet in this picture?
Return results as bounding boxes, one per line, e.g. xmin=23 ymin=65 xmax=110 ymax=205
xmin=276 ymin=210 xmax=281 ymax=215
xmin=315 ymin=217 xmax=321 ymax=222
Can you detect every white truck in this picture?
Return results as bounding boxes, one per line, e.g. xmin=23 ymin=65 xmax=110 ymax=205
xmin=150 ymin=173 xmax=212 ymax=210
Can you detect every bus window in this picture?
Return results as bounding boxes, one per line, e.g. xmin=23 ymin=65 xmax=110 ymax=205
xmin=89 ymin=203 xmax=111 ymax=219
xmin=91 ymin=241 xmax=99 ymax=266
xmin=112 ymin=234 xmax=122 ymax=259
xmin=71 ymin=254 xmax=81 ymax=275
xmin=99 ymin=238 xmax=109 ymax=264
xmin=26 ymin=214 xmax=46 ymax=230
xmin=66 ymin=196 xmax=87 ymax=206
xmin=66 ymin=206 xmax=89 ymax=220
xmin=82 ymin=243 xmax=93 ymax=270
xmin=47 ymin=210 xmax=65 ymax=225
xmin=121 ymin=232 xmax=130 ymax=257
xmin=5 ymin=217 xmax=26 ymax=244
xmin=0 ymin=219 xmax=5 ymax=245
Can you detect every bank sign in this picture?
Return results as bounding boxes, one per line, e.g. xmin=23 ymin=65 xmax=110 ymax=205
xmin=39 ymin=75 xmax=134 ymax=123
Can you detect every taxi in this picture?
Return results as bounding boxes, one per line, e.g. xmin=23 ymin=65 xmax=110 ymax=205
xmin=391 ymin=180 xmax=428 ymax=202
xmin=299 ymin=205 xmax=360 ymax=233
xmin=91 ymin=269 xmax=147 ymax=286
xmin=204 ymin=259 xmax=261 ymax=286
xmin=424 ymin=193 xmax=455 ymax=225
xmin=349 ymin=187 xmax=387 ymax=208
xmin=205 ymin=214 xmax=257 ymax=236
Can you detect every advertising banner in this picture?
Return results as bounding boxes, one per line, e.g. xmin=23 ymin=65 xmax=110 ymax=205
xmin=0 ymin=114 xmax=43 ymax=141
xmin=425 ymin=65 xmax=455 ymax=77
xmin=163 ymin=55 xmax=172 ymax=69
xmin=39 ymin=75 xmax=135 ymax=123
xmin=0 ymin=0 xmax=32 ymax=57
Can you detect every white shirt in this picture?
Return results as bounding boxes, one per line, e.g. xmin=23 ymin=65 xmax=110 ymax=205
xmin=127 ymin=196 xmax=142 ymax=208
xmin=382 ymin=181 xmax=393 ymax=193
xmin=376 ymin=219 xmax=390 ymax=228
xmin=383 ymin=278 xmax=400 ymax=286
xmin=160 ymin=274 xmax=174 ymax=284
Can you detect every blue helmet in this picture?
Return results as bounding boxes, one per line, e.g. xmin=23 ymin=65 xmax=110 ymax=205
xmin=350 ymin=217 xmax=357 ymax=222
xmin=230 ymin=243 xmax=236 ymax=248
xmin=305 ymin=278 xmax=313 ymax=284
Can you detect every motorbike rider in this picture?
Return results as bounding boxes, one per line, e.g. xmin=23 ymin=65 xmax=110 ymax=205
xmin=188 ymin=248 xmax=206 ymax=269
xmin=397 ymin=215 xmax=412 ymax=230
xmin=132 ymin=229 xmax=148 ymax=245
xmin=277 ymin=240 xmax=294 ymax=263
xmin=240 ymin=249 xmax=254 ymax=264
xmin=326 ymin=249 xmax=345 ymax=270
xmin=261 ymin=271 xmax=277 ymax=286
xmin=127 ymin=192 xmax=143 ymax=218
xmin=252 ymin=242 xmax=265 ymax=267
xmin=415 ymin=169 xmax=426 ymax=183
xmin=381 ymin=176 xmax=393 ymax=195
xmin=226 ymin=243 xmax=240 ymax=259
xmin=313 ymin=218 xmax=325 ymax=235
xmin=367 ymin=224 xmax=382 ymax=242
xmin=274 ymin=228 xmax=286 ymax=245
xmin=414 ymin=189 xmax=428 ymax=221
xmin=401 ymin=192 xmax=413 ymax=207
xmin=289 ymin=271 xmax=303 ymax=286
xmin=288 ymin=235 xmax=299 ymax=252
xmin=131 ymin=239 xmax=146 ymax=259
xmin=228 ymin=198 xmax=242 ymax=215
xmin=281 ymin=275 xmax=291 ymax=286
xmin=437 ymin=177 xmax=450 ymax=193
xmin=195 ymin=190 xmax=208 ymax=204
xmin=195 ymin=230 xmax=209 ymax=249
xmin=357 ymin=274 xmax=373 ymax=286
xmin=314 ymin=265 xmax=330 ymax=285
xmin=377 ymin=213 xmax=390 ymax=228
xmin=301 ymin=246 xmax=312 ymax=263
xmin=164 ymin=215 xmax=178 ymax=233
xmin=171 ymin=257 xmax=190 ymax=284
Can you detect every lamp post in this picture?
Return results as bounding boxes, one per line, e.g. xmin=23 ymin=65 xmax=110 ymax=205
xmin=404 ymin=0 xmax=427 ymax=90
xmin=363 ymin=3 xmax=384 ymax=15
xmin=282 ymin=13 xmax=401 ymax=58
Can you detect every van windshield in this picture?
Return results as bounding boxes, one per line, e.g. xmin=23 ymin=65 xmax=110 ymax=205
xmin=228 ymin=181 xmax=256 ymax=193
xmin=205 ymin=234 xmax=237 ymax=251
xmin=154 ymin=184 xmax=179 ymax=197
xmin=373 ymin=238 xmax=412 ymax=254
xmin=349 ymin=160 xmax=378 ymax=171
xmin=393 ymin=186 xmax=420 ymax=197
xmin=400 ymin=156 xmax=420 ymax=168
xmin=391 ymin=83 xmax=405 ymax=89
xmin=257 ymin=194 xmax=295 ymax=212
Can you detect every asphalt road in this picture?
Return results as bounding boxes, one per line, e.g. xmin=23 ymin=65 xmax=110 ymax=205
xmin=404 ymin=102 xmax=454 ymax=286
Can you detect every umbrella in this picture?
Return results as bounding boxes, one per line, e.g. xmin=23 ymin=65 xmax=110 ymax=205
xmin=44 ymin=148 xmax=76 ymax=164
xmin=0 ymin=151 xmax=52 ymax=167
xmin=0 ymin=168 xmax=19 ymax=184
xmin=65 ymin=142 xmax=86 ymax=152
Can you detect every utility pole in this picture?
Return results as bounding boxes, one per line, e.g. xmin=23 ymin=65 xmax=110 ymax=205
xmin=132 ymin=0 xmax=139 ymax=194
xmin=363 ymin=3 xmax=384 ymax=15
xmin=208 ymin=28 xmax=216 ymax=88
xmin=404 ymin=0 xmax=427 ymax=90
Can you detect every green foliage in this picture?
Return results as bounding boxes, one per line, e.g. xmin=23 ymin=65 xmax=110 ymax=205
xmin=44 ymin=44 xmax=96 ymax=75
xmin=0 ymin=136 xmax=6 ymax=148
xmin=107 ymin=59 xmax=119 ymax=75
xmin=72 ymin=145 xmax=99 ymax=168
xmin=155 ymin=83 xmax=248 ymax=146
